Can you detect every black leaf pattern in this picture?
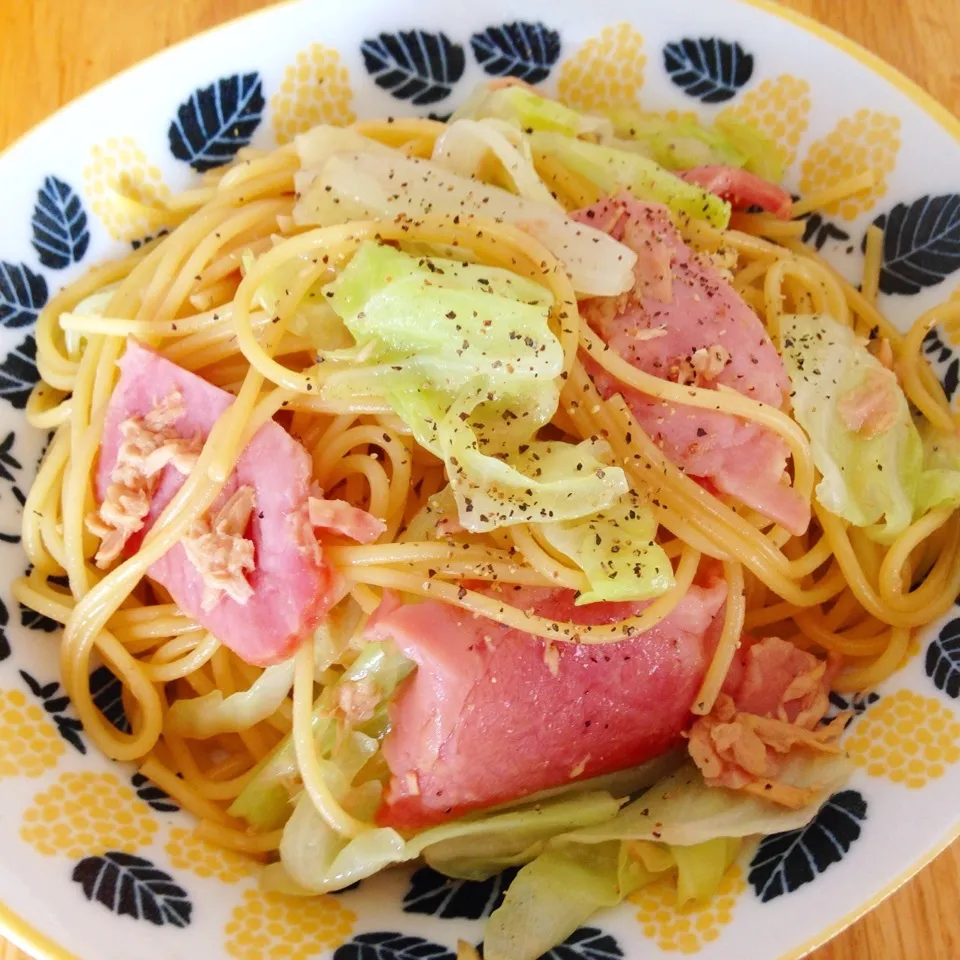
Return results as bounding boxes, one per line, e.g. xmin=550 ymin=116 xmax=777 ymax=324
xmin=132 ymin=773 xmax=180 ymax=813
xmin=926 ymin=617 xmax=960 ymax=698
xmin=921 ymin=328 xmax=960 ymax=401
xmin=944 ymin=358 xmax=960 ymax=401
xmin=0 ymin=595 xmax=9 ymax=661
xmin=749 ymin=790 xmax=868 ymax=902
xmin=823 ymin=690 xmax=880 ymax=728
xmin=71 ymin=852 xmax=192 ymax=927
xmin=0 ymin=263 xmax=48 ymax=330
xmin=0 ymin=433 xmax=20 ymax=484
xmin=90 ymin=664 xmax=131 ymax=734
xmin=361 ymin=31 xmax=466 ymax=106
xmin=20 ymin=563 xmax=62 ymax=633
xmin=168 ymin=73 xmax=265 ymax=172
xmin=470 ymin=22 xmax=561 ymax=84
xmin=54 ymin=716 xmax=86 ymax=754
xmin=328 ymin=880 xmax=362 ymax=895
xmin=31 ymin=176 xmax=90 ymax=269
xmin=334 ymin=932 xmax=456 ymax=960
xmin=870 ymin=194 xmax=960 ymax=295
xmin=923 ymin=327 xmax=953 ymax=365
xmin=403 ymin=867 xmax=517 ymax=920
xmin=538 ymin=927 xmax=624 ymax=960
xmin=20 ymin=603 xmax=59 ymax=633
xmin=19 ymin=669 xmax=86 ymax=754
xmin=799 ymin=212 xmax=851 ymax=252
xmin=662 ymin=37 xmax=754 ymax=103
xmin=0 ymin=335 xmax=40 ymax=410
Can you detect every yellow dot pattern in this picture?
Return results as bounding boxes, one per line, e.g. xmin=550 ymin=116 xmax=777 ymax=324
xmin=799 ymin=110 xmax=901 ymax=219
xmin=646 ymin=108 xmax=701 ymax=125
xmin=271 ymin=44 xmax=356 ymax=144
xmin=845 ymin=690 xmax=960 ymax=788
xmin=0 ymin=689 xmax=64 ymax=779
xmin=558 ymin=24 xmax=646 ymax=113
xmin=718 ymin=74 xmax=812 ymax=169
xmin=83 ymin=137 xmax=171 ymax=241
xmin=20 ymin=771 xmax=159 ymax=858
xmin=224 ymin=888 xmax=356 ymax=960
xmin=165 ymin=827 xmax=255 ymax=884
xmin=631 ymin=866 xmax=746 ymax=955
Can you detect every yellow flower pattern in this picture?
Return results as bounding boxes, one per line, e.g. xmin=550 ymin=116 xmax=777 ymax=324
xmin=631 ymin=866 xmax=746 ymax=954
xmin=271 ymin=44 xmax=356 ymax=144
xmin=800 ymin=110 xmax=901 ymax=219
xmin=165 ymin=827 xmax=255 ymax=883
xmin=224 ymin=888 xmax=356 ymax=960
xmin=717 ymin=75 xmax=812 ymax=169
xmin=845 ymin=690 xmax=960 ymax=788
xmin=0 ymin=689 xmax=64 ymax=779
xmin=20 ymin=772 xmax=159 ymax=858
xmin=558 ymin=24 xmax=646 ymax=113
xmin=83 ymin=137 xmax=171 ymax=241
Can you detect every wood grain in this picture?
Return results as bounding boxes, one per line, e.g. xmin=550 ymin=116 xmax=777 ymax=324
xmin=0 ymin=1 xmax=958 ymax=958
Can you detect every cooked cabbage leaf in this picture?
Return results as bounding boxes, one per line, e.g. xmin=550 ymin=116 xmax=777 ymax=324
xmin=781 ymin=313 xmax=925 ymax=541
xmin=529 ymin=131 xmax=731 ymax=228
xmin=483 ymin=755 xmax=848 ymax=960
xmin=228 ymin=637 xmax=411 ymax=831
xmin=321 ymin=241 xmax=630 ymax=532
xmin=292 ymin=149 xmax=637 ymax=297
xmin=432 ymin=118 xmax=562 ymax=207
xmin=165 ymin=660 xmax=294 ymax=740
xmin=269 ymin=790 xmax=623 ymax=895
xmin=452 ymin=84 xmax=613 ymax=139
xmin=536 ymin=489 xmax=674 ymax=604
xmin=607 ymin=109 xmax=784 ymax=182
xmin=916 ymin=419 xmax=960 ymax=515
xmin=484 ymin=842 xmax=649 ymax=960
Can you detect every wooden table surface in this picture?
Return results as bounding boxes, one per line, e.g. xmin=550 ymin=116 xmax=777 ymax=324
xmin=0 ymin=0 xmax=958 ymax=958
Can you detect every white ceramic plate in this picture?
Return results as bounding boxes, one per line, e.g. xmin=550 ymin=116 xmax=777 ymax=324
xmin=1 ymin=1 xmax=959 ymax=958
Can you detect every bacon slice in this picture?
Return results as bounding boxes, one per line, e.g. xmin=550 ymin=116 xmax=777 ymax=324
xmin=574 ymin=196 xmax=809 ymax=535
xmin=688 ymin=637 xmax=843 ymax=807
xmin=368 ymin=580 xmax=727 ymax=830
xmin=94 ymin=340 xmax=336 ymax=666
xmin=679 ymin=165 xmax=794 ymax=220
xmin=308 ymin=497 xmax=386 ymax=544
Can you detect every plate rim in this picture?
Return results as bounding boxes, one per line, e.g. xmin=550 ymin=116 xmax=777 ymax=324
xmin=0 ymin=1 xmax=957 ymax=958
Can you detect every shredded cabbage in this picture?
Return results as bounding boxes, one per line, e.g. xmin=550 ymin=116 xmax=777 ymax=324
xmin=292 ymin=149 xmax=637 ymax=297
xmin=165 ymin=660 xmax=294 ymax=740
xmin=321 ymin=241 xmax=632 ymax=532
xmin=781 ymin=313 xmax=923 ymax=541
xmin=529 ymin=131 xmax=731 ymax=228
